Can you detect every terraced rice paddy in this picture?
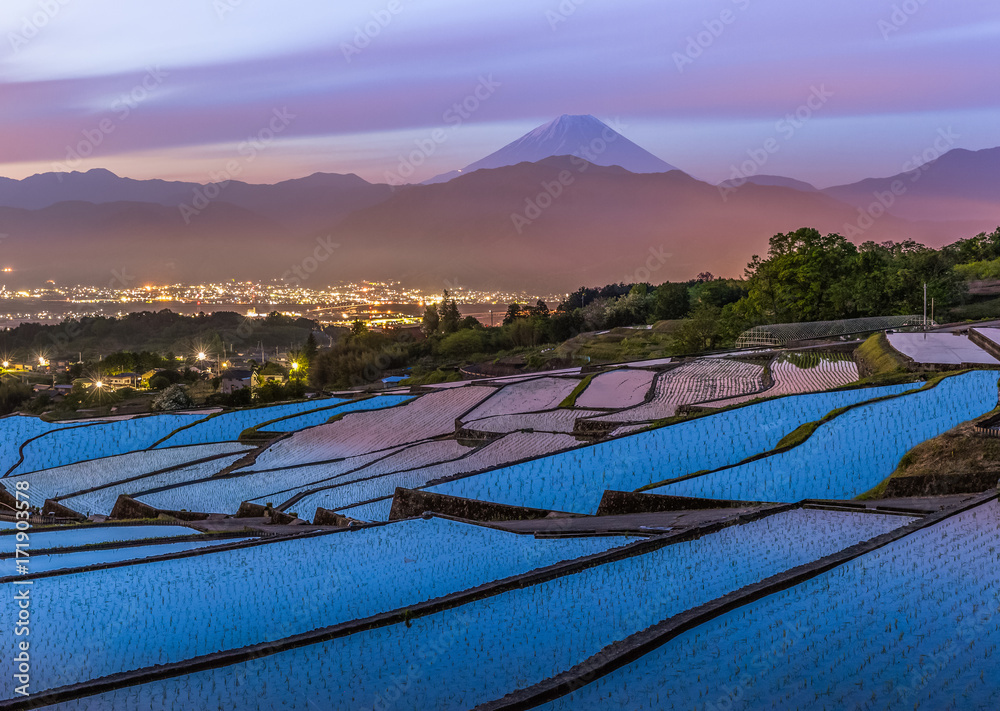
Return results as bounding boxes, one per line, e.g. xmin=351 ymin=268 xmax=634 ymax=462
xmin=575 ymin=368 xmax=655 ymax=409
xmin=6 ymin=444 xmax=252 ymax=509
xmin=461 ymin=377 xmax=578 ymax=420
xmin=544 ymin=500 xmax=1000 ymax=710
xmin=31 ymin=508 xmax=913 ymax=709
xmin=427 ymin=383 xmax=921 ymax=514
xmin=249 ymin=387 xmax=492 ymax=468
xmin=592 ymin=359 xmax=766 ymax=422
xmin=5 ymin=518 xmax=632 ymax=693
xmin=706 ymin=353 xmax=859 ymax=407
xmin=651 ymin=371 xmax=997 ymax=502
xmin=3 ymin=355 xmax=998 ymax=710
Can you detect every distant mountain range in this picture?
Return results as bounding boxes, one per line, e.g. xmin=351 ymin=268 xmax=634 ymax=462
xmin=0 ymin=169 xmax=392 ymax=232
xmin=0 ymin=117 xmax=997 ymax=292
xmin=823 ymin=146 xmax=1000 ymax=224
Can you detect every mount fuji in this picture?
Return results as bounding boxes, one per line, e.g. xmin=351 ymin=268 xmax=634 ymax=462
xmin=423 ymin=114 xmax=680 ymax=184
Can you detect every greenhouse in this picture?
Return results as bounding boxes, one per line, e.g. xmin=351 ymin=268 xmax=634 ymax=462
xmin=735 ymin=315 xmax=932 ymax=348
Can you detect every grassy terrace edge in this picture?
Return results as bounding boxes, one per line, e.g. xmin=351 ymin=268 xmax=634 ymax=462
xmin=558 ymin=374 xmax=595 ymax=409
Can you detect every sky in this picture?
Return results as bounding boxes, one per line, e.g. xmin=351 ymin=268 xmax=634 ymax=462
xmin=0 ymin=0 xmax=997 ymax=188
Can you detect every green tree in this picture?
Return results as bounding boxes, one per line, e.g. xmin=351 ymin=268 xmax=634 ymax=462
xmin=304 ymin=332 xmax=319 ymax=363
xmin=741 ymin=228 xmax=859 ymax=323
xmin=507 ymin=317 xmax=548 ymax=348
xmin=421 ymin=304 xmax=440 ymax=336
xmin=439 ymin=329 xmax=486 ymax=359
xmin=651 ymin=282 xmax=690 ymax=320
xmin=605 ymin=286 xmax=653 ymax=327
xmin=502 ymin=303 xmax=524 ymax=326
xmin=671 ymin=303 xmax=723 ymax=354
xmin=438 ymin=291 xmax=462 ymax=334
xmin=689 ymin=279 xmax=746 ymax=308
xmin=350 ymin=320 xmax=369 ymax=338
xmin=0 ymin=380 xmax=32 ymax=415
xmin=527 ymin=299 xmax=550 ymax=317
xmin=258 ymin=361 xmax=286 ymax=376
xmin=548 ymin=310 xmax=584 ymax=341
xmin=459 ymin=316 xmax=483 ymax=331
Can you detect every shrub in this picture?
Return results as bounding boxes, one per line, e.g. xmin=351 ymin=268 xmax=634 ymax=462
xmin=152 ymin=384 xmax=194 ymax=411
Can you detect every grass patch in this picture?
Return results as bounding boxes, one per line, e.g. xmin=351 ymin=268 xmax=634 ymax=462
xmin=550 ymin=326 xmax=676 ymax=365
xmin=854 ymin=332 xmax=910 ymax=377
xmin=401 ymin=369 xmax=462 ymax=386
xmin=858 ymin=414 xmax=1000 ymax=499
xmin=559 ymin=373 xmax=595 ymax=408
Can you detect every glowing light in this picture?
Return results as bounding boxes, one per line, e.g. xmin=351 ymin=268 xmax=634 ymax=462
xmin=95 ymin=381 xmax=104 ymax=388
xmin=197 ymin=352 xmax=207 ymax=360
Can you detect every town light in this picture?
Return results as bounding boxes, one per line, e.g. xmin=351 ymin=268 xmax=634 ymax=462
xmin=197 ymin=352 xmax=207 ymax=361
xmin=95 ymin=381 xmax=104 ymax=389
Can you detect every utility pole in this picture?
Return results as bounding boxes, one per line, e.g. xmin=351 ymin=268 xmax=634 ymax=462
xmin=923 ymin=282 xmax=927 ymax=331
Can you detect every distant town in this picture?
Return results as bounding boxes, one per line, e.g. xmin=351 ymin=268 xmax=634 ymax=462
xmin=0 ymin=280 xmax=563 ymax=329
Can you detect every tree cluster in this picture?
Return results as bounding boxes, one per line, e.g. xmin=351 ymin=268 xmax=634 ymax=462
xmin=0 ymin=310 xmax=320 ymax=363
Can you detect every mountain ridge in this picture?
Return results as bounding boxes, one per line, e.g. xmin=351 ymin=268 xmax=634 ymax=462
xmin=0 ymin=143 xmax=997 ymax=292
xmin=423 ymin=114 xmax=679 ymax=184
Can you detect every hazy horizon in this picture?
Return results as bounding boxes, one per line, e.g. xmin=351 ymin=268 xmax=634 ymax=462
xmin=2 ymin=0 xmax=997 ymax=187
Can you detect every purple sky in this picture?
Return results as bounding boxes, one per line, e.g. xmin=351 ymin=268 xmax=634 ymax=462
xmin=1 ymin=0 xmax=997 ymax=187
